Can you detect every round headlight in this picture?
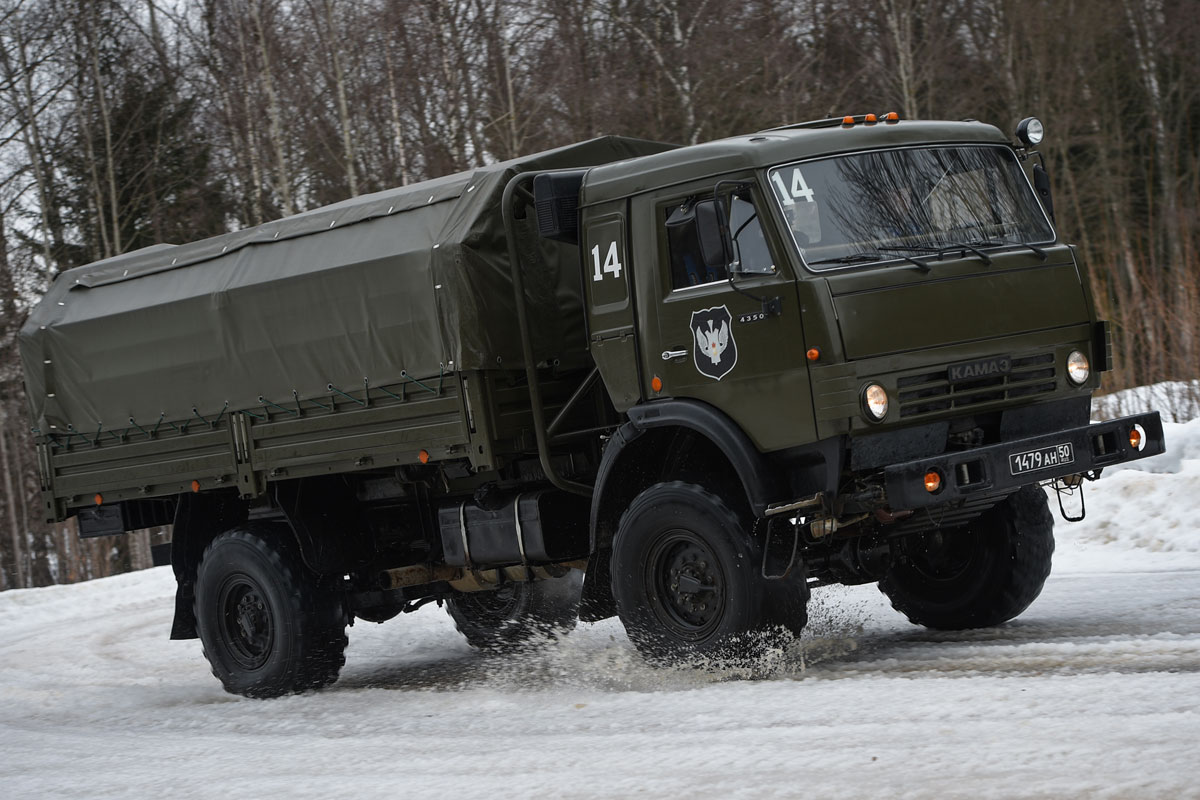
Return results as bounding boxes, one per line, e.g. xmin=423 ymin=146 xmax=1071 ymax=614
xmin=863 ymin=383 xmax=889 ymax=421
xmin=1016 ymin=117 xmax=1044 ymax=146
xmin=1066 ymin=350 xmax=1090 ymax=385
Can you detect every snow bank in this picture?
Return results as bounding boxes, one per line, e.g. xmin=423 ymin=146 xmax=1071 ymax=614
xmin=1093 ymin=379 xmax=1200 ymax=423
xmin=1049 ymin=418 xmax=1200 ymax=554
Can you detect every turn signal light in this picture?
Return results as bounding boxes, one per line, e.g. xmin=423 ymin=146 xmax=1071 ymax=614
xmin=1130 ymin=424 xmax=1146 ymax=451
xmin=418 ymin=449 xmax=430 ymax=464
xmin=923 ymin=471 xmax=942 ymax=493
xmin=651 ymin=376 xmax=663 ymax=393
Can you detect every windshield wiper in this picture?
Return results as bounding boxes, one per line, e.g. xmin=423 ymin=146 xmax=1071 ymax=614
xmin=943 ymin=237 xmax=1049 ymax=262
xmin=928 ymin=240 xmax=993 ymax=266
xmin=988 ymin=238 xmax=1048 ymax=260
xmin=811 ymin=251 xmax=931 ymax=272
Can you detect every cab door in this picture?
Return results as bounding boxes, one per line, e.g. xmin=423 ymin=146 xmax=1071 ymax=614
xmin=582 ymin=199 xmax=642 ymax=411
xmin=629 ymin=178 xmax=816 ymax=451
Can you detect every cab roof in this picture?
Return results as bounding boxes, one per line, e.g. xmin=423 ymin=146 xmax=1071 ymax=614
xmin=580 ymin=119 xmax=1009 ymax=206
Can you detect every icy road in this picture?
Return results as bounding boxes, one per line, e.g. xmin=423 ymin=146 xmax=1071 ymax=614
xmin=3 ymin=423 xmax=1200 ymax=799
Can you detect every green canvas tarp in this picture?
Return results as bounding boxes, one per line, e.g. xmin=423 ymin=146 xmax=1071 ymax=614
xmin=20 ymin=136 xmax=675 ymax=435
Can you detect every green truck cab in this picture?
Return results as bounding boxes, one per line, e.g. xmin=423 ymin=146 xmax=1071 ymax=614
xmin=20 ymin=115 xmax=1164 ymax=697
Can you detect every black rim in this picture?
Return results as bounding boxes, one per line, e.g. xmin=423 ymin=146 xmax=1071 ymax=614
xmin=645 ymin=529 xmax=725 ymax=640
xmin=217 ymin=574 xmax=274 ymax=670
xmin=906 ymin=528 xmax=985 ymax=585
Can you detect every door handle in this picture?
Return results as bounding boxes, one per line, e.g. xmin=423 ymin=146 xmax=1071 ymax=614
xmin=661 ymin=349 xmax=688 ymax=361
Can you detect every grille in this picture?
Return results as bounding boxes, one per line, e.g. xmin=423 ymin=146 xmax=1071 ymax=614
xmin=897 ymin=353 xmax=1056 ymax=419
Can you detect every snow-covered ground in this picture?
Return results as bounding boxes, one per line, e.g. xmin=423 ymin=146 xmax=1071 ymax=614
xmin=2 ymin=420 xmax=1199 ymax=798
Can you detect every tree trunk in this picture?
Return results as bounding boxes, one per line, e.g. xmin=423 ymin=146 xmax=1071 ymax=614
xmin=84 ymin=1 xmax=123 ymax=257
xmin=383 ymin=45 xmax=410 ymax=185
xmin=323 ymin=0 xmax=358 ymax=196
xmin=0 ymin=417 xmax=28 ymax=589
xmin=248 ymin=0 xmax=294 ymax=216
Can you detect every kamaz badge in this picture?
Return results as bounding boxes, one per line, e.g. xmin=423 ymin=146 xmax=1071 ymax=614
xmin=692 ymin=305 xmax=737 ymax=380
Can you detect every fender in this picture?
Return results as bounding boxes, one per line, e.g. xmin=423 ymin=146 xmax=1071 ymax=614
xmin=589 ymin=399 xmax=781 ymax=542
xmin=169 ymin=491 xmax=247 ymax=639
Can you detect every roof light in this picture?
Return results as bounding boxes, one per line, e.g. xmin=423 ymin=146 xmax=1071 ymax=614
xmin=842 ymin=115 xmax=855 ymax=126
xmin=864 ymin=113 xmax=877 ymax=124
xmin=1016 ymin=117 xmax=1044 ymax=146
xmin=884 ymin=112 xmax=900 ymax=122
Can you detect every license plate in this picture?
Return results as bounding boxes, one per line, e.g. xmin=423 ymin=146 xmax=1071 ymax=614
xmin=1009 ymin=442 xmax=1075 ymax=476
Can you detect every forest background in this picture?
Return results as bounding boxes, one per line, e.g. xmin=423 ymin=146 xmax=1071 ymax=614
xmin=0 ymin=0 xmax=1195 ymax=589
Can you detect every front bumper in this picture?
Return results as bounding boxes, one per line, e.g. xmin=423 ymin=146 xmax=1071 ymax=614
xmin=883 ymin=412 xmax=1165 ymax=510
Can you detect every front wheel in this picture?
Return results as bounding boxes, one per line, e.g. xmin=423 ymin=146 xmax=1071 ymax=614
xmin=879 ymin=485 xmax=1055 ymax=630
xmin=611 ymin=481 xmax=806 ymax=664
xmin=194 ymin=526 xmax=348 ymax=698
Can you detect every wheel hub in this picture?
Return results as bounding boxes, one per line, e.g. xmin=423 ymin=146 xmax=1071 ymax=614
xmin=220 ymin=578 xmax=273 ymax=669
xmin=652 ymin=535 xmax=723 ymax=635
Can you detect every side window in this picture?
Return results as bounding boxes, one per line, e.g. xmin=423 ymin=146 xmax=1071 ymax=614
xmin=728 ymin=196 xmax=774 ymax=274
xmin=666 ymin=202 xmax=723 ymax=288
xmin=664 ymin=192 xmax=774 ymax=290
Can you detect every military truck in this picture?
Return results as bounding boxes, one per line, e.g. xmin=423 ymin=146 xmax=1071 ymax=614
xmin=20 ymin=114 xmax=1164 ymax=697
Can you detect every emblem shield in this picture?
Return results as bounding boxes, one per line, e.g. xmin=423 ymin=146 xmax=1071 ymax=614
xmin=691 ymin=305 xmax=738 ymax=380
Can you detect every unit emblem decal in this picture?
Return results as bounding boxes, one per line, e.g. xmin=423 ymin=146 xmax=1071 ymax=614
xmin=691 ymin=305 xmax=738 ymax=381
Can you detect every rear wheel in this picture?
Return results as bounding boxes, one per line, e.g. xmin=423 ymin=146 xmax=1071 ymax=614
xmin=194 ymin=526 xmax=348 ymax=698
xmin=879 ymin=485 xmax=1054 ymax=630
xmin=446 ymin=570 xmax=582 ymax=651
xmin=611 ymin=481 xmax=806 ymax=664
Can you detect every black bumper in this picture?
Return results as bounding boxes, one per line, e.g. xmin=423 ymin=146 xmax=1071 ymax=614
xmin=883 ymin=412 xmax=1165 ymax=510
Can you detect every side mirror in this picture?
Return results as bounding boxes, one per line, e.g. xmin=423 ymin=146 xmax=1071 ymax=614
xmin=693 ymin=199 xmax=731 ymax=272
xmin=1033 ymin=162 xmax=1055 ymax=222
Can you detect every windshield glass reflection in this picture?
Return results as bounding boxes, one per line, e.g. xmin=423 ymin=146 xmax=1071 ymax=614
xmin=767 ymin=145 xmax=1055 ymax=270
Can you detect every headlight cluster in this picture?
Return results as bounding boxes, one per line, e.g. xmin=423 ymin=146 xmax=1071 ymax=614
xmin=860 ymin=348 xmax=1088 ymax=423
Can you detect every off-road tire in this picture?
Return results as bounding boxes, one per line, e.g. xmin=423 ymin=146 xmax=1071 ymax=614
xmin=194 ymin=525 xmax=348 ymax=698
xmin=446 ymin=570 xmax=583 ymax=651
xmin=879 ymin=485 xmax=1055 ymax=630
xmin=611 ymin=481 xmax=807 ymax=665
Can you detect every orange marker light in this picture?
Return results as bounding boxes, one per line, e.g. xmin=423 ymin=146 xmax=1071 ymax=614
xmin=923 ymin=471 xmax=942 ymax=493
xmin=884 ymin=112 xmax=900 ymax=122
xmin=806 ymin=348 xmax=821 ymax=362
xmin=191 ymin=480 xmax=201 ymax=493
xmin=865 ymin=113 xmax=877 ymax=123
xmin=418 ymin=449 xmax=430 ymax=464
xmin=842 ymin=115 xmax=855 ymax=126
xmin=94 ymin=493 xmax=103 ymax=506
xmin=651 ymin=376 xmax=663 ymax=393
xmin=1129 ymin=427 xmax=1142 ymax=450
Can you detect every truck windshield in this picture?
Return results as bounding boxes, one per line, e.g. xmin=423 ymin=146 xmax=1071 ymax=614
xmin=767 ymin=145 xmax=1055 ymax=270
